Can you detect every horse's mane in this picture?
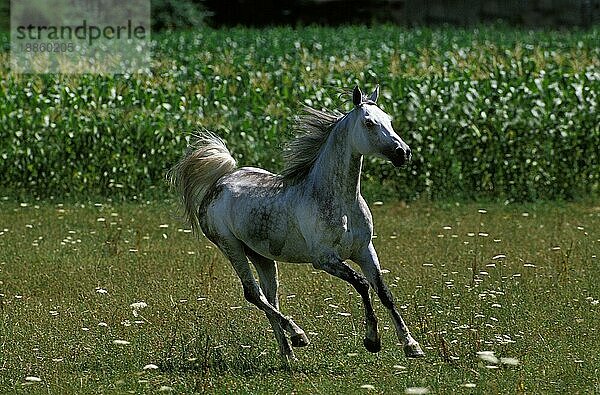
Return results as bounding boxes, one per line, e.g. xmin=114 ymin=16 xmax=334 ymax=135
xmin=280 ymin=106 xmax=345 ymax=183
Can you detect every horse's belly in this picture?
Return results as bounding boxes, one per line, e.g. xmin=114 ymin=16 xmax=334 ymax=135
xmin=241 ymin=228 xmax=312 ymax=263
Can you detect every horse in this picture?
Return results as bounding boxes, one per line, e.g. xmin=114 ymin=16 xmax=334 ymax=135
xmin=167 ymin=85 xmax=424 ymax=361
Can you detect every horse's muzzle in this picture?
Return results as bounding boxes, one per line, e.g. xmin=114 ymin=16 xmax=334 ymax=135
xmin=390 ymin=146 xmax=412 ymax=167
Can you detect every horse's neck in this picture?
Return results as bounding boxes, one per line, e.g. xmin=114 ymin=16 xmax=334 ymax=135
xmin=309 ymin=125 xmax=362 ymax=204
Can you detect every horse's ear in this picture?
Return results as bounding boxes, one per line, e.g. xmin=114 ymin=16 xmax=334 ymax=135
xmin=369 ymin=85 xmax=380 ymax=103
xmin=352 ymin=85 xmax=363 ymax=107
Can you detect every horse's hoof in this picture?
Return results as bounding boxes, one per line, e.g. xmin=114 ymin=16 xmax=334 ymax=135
xmin=404 ymin=341 xmax=425 ymax=358
xmin=290 ymin=332 xmax=310 ymax=347
xmin=363 ymin=337 xmax=381 ymax=353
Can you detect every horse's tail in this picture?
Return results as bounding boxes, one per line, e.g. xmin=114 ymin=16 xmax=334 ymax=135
xmin=167 ymin=132 xmax=236 ymax=234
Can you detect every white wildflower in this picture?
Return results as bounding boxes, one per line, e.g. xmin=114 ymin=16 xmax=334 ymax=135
xmin=130 ymin=301 xmax=147 ymax=317
xmin=405 ymin=387 xmax=429 ymax=394
xmin=500 ymin=357 xmax=520 ymax=366
xmin=477 ymin=350 xmax=499 ymax=364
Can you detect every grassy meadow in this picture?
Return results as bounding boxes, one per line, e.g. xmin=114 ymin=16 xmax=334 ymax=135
xmin=1 ymin=199 xmax=599 ymax=393
xmin=1 ymin=23 xmax=599 ymax=395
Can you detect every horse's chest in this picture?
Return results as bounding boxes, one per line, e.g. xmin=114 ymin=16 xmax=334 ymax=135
xmin=322 ymin=214 xmax=358 ymax=257
xmin=338 ymin=215 xmax=355 ymax=257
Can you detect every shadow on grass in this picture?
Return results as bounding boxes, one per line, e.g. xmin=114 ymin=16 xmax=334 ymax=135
xmin=155 ymin=313 xmax=292 ymax=377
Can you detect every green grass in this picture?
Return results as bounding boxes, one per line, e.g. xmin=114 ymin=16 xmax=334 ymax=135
xmin=1 ymin=198 xmax=599 ymax=393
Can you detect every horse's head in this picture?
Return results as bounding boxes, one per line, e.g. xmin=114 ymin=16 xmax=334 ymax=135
xmin=348 ymin=85 xmax=411 ymax=167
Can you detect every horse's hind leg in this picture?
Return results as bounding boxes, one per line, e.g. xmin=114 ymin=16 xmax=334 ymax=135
xmin=246 ymin=250 xmax=295 ymax=360
xmin=213 ymin=235 xmax=309 ymax=350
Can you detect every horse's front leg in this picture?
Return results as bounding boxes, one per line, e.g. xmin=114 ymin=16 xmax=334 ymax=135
xmin=354 ymin=243 xmax=425 ymax=358
xmin=313 ymin=253 xmax=381 ymax=353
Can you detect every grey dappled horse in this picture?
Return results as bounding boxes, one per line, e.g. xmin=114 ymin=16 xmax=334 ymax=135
xmin=168 ymin=86 xmax=424 ymax=360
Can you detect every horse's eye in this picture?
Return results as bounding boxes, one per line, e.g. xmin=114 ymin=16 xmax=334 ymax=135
xmin=365 ymin=119 xmax=375 ymax=127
